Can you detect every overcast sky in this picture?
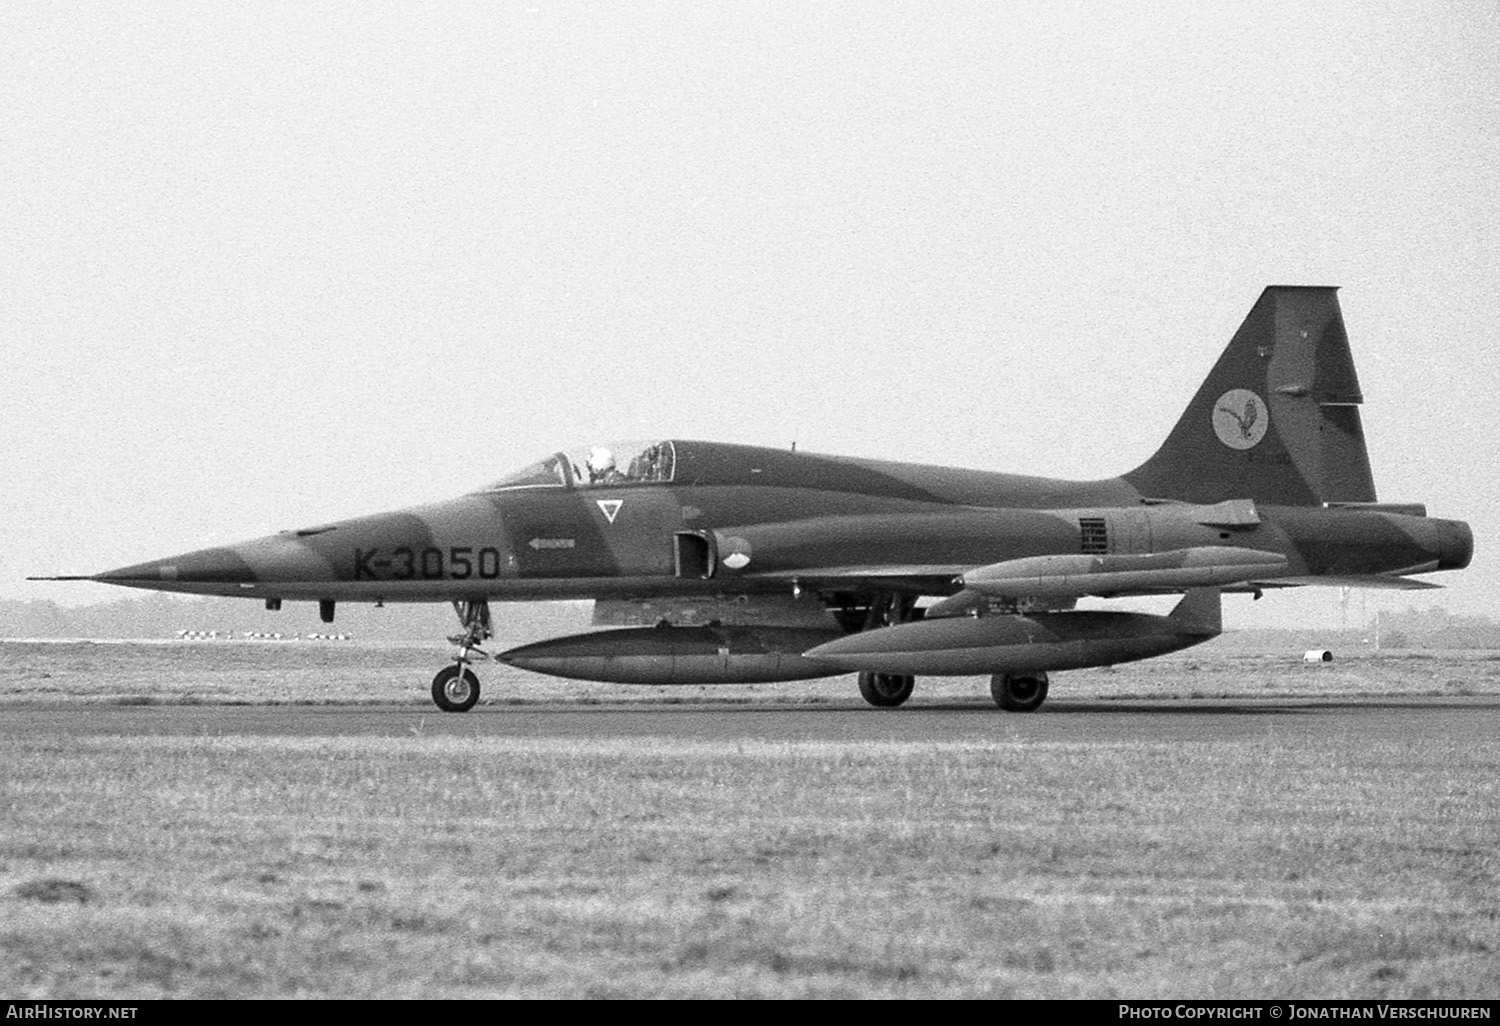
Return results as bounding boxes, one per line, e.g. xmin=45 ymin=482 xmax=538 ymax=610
xmin=4 ymin=1 xmax=1497 ymax=629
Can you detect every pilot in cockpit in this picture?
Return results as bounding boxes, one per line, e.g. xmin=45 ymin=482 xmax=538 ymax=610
xmin=586 ymin=447 xmax=624 ymax=485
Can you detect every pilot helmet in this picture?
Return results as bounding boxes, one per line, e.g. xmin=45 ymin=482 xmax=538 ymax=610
xmin=588 ymin=447 xmax=616 ymax=475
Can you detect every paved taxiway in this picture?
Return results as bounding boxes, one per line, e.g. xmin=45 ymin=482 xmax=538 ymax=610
xmin=2 ymin=697 xmax=1497 ymax=746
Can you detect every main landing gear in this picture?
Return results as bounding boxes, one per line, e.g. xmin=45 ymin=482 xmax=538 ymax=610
xmin=859 ymin=670 xmax=1051 ymax=712
xmin=432 ymin=599 xmax=491 ymax=712
xmin=842 ymin=592 xmax=1054 ymax=712
xmin=854 ymin=592 xmax=919 ymax=709
xmin=990 ymin=672 xmax=1049 ymax=712
xmin=858 ymin=672 xmax=915 ymax=708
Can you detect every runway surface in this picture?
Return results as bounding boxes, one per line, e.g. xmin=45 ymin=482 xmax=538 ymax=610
xmin=3 ymin=696 xmax=1497 ymax=746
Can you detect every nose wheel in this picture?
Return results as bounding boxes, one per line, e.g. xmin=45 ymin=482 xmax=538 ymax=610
xmin=432 ymin=599 xmax=492 ymax=712
xmin=432 ymin=664 xmax=480 ymax=712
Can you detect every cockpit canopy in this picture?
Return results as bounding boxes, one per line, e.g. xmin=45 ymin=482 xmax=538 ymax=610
xmin=480 ymin=441 xmax=677 ymax=491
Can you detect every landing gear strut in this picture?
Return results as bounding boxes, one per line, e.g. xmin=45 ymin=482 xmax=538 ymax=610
xmin=432 ymin=600 xmax=491 ymax=712
xmin=990 ymin=672 xmax=1048 ymax=712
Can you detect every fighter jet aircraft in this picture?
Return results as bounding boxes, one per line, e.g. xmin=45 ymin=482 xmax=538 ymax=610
xmin=35 ymin=287 xmax=1472 ymax=711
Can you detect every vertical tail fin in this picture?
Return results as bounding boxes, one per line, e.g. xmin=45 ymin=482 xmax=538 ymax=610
xmin=1123 ymin=286 xmax=1377 ymax=506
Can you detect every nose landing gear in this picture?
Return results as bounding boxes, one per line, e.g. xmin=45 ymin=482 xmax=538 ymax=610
xmin=432 ymin=599 xmax=492 ymax=712
xmin=432 ymin=664 xmax=480 ymax=712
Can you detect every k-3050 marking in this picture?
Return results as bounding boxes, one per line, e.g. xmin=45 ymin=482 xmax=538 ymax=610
xmin=354 ymin=547 xmax=506 ymax=581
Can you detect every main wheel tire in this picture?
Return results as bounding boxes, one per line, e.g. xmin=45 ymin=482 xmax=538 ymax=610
xmin=858 ymin=671 xmax=915 ymax=708
xmin=432 ymin=665 xmax=481 ymax=712
xmin=990 ymin=672 xmax=1048 ymax=712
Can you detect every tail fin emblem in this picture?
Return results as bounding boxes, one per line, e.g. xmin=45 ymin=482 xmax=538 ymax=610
xmin=1213 ymin=389 xmax=1269 ymax=450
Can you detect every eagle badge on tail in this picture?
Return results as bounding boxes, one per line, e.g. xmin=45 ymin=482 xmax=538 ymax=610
xmin=1211 ymin=389 xmax=1268 ymax=450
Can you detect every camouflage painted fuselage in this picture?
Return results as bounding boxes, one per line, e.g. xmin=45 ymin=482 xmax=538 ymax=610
xmin=93 ymin=438 xmax=1471 ymax=606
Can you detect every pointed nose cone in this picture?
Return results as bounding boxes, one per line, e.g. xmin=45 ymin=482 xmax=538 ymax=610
xmin=86 ymin=495 xmax=512 ymax=599
xmin=94 ymin=547 xmax=259 ymax=587
xmin=92 ymin=530 xmax=343 ymax=595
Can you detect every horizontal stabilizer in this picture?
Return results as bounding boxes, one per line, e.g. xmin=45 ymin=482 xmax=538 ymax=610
xmin=1325 ymin=502 xmax=1427 ymax=517
xmin=1251 ymin=574 xmax=1442 ymax=591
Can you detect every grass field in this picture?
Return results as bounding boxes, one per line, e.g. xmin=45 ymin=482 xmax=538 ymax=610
xmin=1 ymin=642 xmax=1498 ymax=998
xmin=5 ymin=638 xmax=1500 ymax=707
